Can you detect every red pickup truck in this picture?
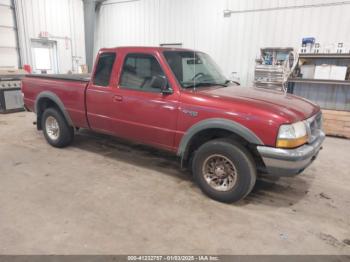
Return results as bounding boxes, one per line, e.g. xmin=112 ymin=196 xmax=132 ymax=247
xmin=22 ymin=46 xmax=325 ymax=203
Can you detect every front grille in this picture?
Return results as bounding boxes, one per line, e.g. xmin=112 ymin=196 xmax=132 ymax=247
xmin=306 ymin=112 xmax=322 ymax=143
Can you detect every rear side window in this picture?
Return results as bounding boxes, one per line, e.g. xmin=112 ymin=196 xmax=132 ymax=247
xmin=120 ymin=53 xmax=165 ymax=92
xmin=93 ymin=52 xmax=116 ymax=86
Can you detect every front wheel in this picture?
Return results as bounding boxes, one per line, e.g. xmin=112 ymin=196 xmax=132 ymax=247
xmin=41 ymin=107 xmax=74 ymax=148
xmin=192 ymin=139 xmax=256 ymax=203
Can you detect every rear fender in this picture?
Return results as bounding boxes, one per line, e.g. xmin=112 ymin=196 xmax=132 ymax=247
xmin=35 ymin=91 xmax=74 ymax=130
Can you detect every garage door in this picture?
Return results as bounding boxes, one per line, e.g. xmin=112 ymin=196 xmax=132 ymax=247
xmin=0 ymin=0 xmax=19 ymax=68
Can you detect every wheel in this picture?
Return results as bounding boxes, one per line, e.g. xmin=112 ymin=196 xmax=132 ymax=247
xmin=41 ymin=107 xmax=74 ymax=148
xmin=192 ymin=138 xmax=256 ymax=203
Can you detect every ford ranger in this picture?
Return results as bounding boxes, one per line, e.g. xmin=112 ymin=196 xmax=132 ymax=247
xmin=22 ymin=47 xmax=325 ymax=203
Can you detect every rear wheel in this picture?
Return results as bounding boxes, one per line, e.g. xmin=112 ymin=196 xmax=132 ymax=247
xmin=192 ymin=138 xmax=256 ymax=203
xmin=41 ymin=107 xmax=74 ymax=147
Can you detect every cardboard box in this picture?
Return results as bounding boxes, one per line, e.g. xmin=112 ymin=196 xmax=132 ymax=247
xmin=314 ymin=64 xmax=331 ymax=79
xmin=330 ymin=65 xmax=347 ymax=80
xmin=300 ymin=65 xmax=315 ymax=79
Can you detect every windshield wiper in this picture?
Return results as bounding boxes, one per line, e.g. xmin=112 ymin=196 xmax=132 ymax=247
xmin=183 ymin=82 xmax=228 ymax=89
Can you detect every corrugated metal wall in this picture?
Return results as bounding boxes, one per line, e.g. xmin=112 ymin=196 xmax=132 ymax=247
xmin=0 ymin=0 xmax=19 ymax=68
xmin=95 ymin=0 xmax=350 ymax=86
xmin=15 ymin=0 xmax=85 ymax=73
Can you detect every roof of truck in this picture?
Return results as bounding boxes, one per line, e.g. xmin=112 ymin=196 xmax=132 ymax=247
xmin=99 ymin=46 xmax=195 ymax=53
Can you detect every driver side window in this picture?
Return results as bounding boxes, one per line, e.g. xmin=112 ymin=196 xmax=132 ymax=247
xmin=120 ymin=53 xmax=165 ymax=92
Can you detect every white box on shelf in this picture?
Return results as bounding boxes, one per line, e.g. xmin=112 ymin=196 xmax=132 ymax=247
xmin=329 ymin=65 xmax=347 ymax=80
xmin=336 ymin=43 xmax=346 ymax=54
xmin=323 ymin=44 xmax=335 ymax=53
xmin=300 ymin=44 xmax=312 ymax=53
xmin=312 ymin=43 xmax=321 ymax=53
xmin=300 ymin=65 xmax=315 ymax=79
xmin=314 ymin=64 xmax=331 ymax=79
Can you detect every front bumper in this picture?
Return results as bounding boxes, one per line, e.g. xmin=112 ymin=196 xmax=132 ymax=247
xmin=257 ymin=130 xmax=325 ymax=176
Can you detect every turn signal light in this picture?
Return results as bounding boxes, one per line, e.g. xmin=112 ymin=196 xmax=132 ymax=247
xmin=276 ymin=135 xmax=308 ymax=148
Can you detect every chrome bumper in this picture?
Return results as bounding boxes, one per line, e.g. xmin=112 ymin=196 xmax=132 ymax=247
xmin=257 ymin=130 xmax=325 ymax=176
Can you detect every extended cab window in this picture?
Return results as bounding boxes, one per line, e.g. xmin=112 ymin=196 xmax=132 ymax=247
xmin=120 ymin=53 xmax=165 ymax=92
xmin=93 ymin=52 xmax=116 ymax=86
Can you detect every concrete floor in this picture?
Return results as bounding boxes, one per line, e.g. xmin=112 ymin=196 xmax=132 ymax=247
xmin=0 ymin=111 xmax=349 ymax=255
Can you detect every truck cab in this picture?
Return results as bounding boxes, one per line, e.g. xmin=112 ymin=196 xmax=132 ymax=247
xmin=86 ymin=47 xmax=182 ymax=152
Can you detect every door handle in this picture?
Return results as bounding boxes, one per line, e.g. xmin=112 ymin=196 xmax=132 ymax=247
xmin=113 ymin=95 xmax=123 ymax=102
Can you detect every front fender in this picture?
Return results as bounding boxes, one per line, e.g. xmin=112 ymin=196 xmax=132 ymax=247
xmin=177 ymin=118 xmax=264 ymax=159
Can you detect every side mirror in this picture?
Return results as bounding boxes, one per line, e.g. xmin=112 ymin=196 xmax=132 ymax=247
xmin=161 ymin=84 xmax=173 ymax=95
xmin=152 ymin=75 xmax=173 ymax=95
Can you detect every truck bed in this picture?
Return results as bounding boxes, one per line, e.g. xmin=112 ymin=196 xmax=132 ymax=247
xmin=25 ymin=74 xmax=91 ymax=82
xmin=22 ymin=74 xmax=90 ymax=129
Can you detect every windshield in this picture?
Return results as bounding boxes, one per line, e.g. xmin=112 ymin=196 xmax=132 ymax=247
xmin=163 ymin=51 xmax=228 ymax=88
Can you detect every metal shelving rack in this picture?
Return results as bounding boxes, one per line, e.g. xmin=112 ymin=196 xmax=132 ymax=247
xmin=288 ymin=78 xmax=350 ymax=85
xmin=297 ymin=53 xmax=350 ymax=59
xmin=287 ymin=53 xmax=350 ymax=138
xmin=254 ymin=47 xmax=295 ymax=91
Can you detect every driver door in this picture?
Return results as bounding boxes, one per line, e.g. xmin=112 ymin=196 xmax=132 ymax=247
xmin=111 ymin=52 xmax=180 ymax=151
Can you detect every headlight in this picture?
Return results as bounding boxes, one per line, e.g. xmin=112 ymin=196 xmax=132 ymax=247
xmin=276 ymin=121 xmax=308 ymax=148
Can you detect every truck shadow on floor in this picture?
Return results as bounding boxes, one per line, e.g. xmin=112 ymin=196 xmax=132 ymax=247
xmin=73 ymin=129 xmax=313 ymax=207
xmin=73 ymin=129 xmax=188 ymax=180
xmin=243 ymin=176 xmax=312 ymax=207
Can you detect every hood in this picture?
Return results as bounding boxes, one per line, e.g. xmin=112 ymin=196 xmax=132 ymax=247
xmin=196 ymin=86 xmax=320 ymax=123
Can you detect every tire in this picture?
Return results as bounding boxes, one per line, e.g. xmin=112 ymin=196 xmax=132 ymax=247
xmin=192 ymin=138 xmax=256 ymax=203
xmin=41 ymin=107 xmax=74 ymax=148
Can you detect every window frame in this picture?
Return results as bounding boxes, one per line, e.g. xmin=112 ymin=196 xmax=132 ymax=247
xmin=92 ymin=52 xmax=116 ymax=87
xmin=118 ymin=52 xmax=167 ymax=93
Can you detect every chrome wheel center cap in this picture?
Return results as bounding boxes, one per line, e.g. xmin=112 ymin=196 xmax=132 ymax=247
xmin=214 ymin=166 xmax=225 ymax=177
xmin=45 ymin=116 xmax=60 ymax=141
